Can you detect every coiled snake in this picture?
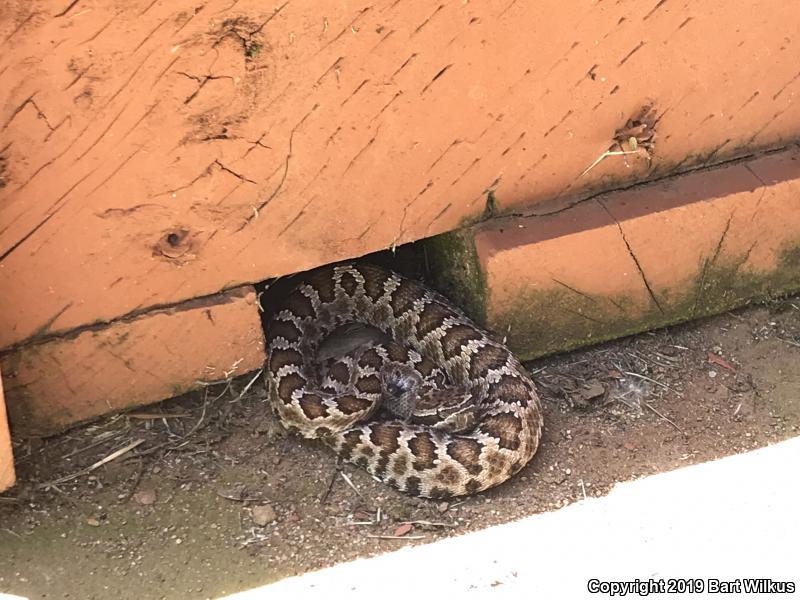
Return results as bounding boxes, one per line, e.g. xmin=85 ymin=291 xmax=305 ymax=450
xmin=265 ymin=263 xmax=542 ymax=498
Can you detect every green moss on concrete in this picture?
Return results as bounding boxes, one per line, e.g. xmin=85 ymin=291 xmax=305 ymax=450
xmin=505 ymin=243 xmax=800 ymax=360
xmin=424 ymin=233 xmax=800 ymax=361
xmin=423 ymin=229 xmax=487 ymax=323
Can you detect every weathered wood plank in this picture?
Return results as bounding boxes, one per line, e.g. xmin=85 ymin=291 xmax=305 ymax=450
xmin=1 ymin=1 xmax=799 ymax=347
xmin=431 ymin=147 xmax=800 ymax=359
xmin=0 ymin=286 xmax=264 ymax=436
xmin=0 ymin=371 xmax=14 ymax=491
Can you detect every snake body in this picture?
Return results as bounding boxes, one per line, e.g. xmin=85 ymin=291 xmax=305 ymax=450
xmin=265 ymin=263 xmax=543 ymax=498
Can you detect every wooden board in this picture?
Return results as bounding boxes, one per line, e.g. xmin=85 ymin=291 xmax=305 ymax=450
xmin=0 ymin=371 xmax=14 ymax=491
xmin=471 ymin=147 xmax=800 ymax=358
xmin=1 ymin=286 xmax=264 ymax=435
xmin=2 ymin=1 xmax=800 ymax=349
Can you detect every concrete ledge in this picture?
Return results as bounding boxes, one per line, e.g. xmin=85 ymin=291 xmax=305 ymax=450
xmin=0 ymin=287 xmax=265 ymax=436
xmin=428 ymin=148 xmax=800 ymax=359
xmin=226 ymin=437 xmax=800 ymax=599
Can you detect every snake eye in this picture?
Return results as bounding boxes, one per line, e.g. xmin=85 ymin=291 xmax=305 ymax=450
xmin=382 ymin=367 xmax=418 ymax=399
xmin=385 ymin=381 xmax=404 ymax=397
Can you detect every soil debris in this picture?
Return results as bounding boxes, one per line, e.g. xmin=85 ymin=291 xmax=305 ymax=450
xmin=0 ymin=297 xmax=798 ymax=599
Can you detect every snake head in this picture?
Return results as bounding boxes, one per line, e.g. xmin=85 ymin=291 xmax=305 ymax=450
xmin=380 ymin=364 xmax=424 ymax=421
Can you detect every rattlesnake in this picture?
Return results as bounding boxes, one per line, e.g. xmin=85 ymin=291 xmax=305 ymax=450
xmin=264 ymin=263 xmax=543 ymax=498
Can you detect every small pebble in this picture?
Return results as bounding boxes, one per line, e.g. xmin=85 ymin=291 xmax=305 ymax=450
xmin=133 ymin=489 xmax=157 ymax=506
xmin=252 ymin=504 xmax=277 ymax=526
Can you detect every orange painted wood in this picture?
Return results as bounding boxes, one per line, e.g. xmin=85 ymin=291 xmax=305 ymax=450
xmin=473 ymin=147 xmax=800 ymax=357
xmin=1 ymin=287 xmax=264 ymax=436
xmin=0 ymin=371 xmax=14 ymax=491
xmin=1 ymin=1 xmax=800 ymax=349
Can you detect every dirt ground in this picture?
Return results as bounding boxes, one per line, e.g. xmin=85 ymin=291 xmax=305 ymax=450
xmin=1 ymin=297 xmax=799 ymax=600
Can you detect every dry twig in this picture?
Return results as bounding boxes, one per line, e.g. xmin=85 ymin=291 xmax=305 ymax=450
xmin=366 ymin=534 xmax=427 ymax=540
xmin=339 ymin=471 xmax=363 ymax=498
xmin=623 ymin=371 xmax=683 ymax=397
xmin=643 ymin=401 xmax=684 ymax=435
xmin=37 ymin=438 xmax=145 ymax=489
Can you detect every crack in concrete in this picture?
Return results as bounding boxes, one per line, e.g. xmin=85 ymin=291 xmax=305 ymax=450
xmin=772 ymin=69 xmax=800 ymax=101
xmin=427 ymin=139 xmax=462 ymax=174
xmin=44 ymin=115 xmax=71 ymax=143
xmin=216 ymin=2 xmax=290 ymax=54
xmin=703 ymin=138 xmax=732 ymax=166
xmin=560 ymin=305 xmax=606 ymax=325
xmin=341 ymin=79 xmax=370 ymax=107
xmin=2 ymin=12 xmax=36 ymax=47
xmin=693 ymin=211 xmax=734 ymax=315
xmin=391 ymin=53 xmax=417 ymax=79
xmin=103 ymin=47 xmax=157 ymax=110
xmin=370 ymin=90 xmax=403 ymax=124
xmin=54 ymin=0 xmax=80 ymax=17
xmin=552 ymin=276 xmax=628 ymax=316
xmin=343 ymin=123 xmax=381 ymax=174
xmin=502 ymin=144 xmax=792 ymax=224
xmin=177 ymin=71 xmax=235 ymax=105
xmin=424 ymin=202 xmax=452 ymax=236
xmin=390 ymin=180 xmax=436 ymax=248
xmin=132 ymin=15 xmax=169 ymax=53
xmin=451 ymin=157 xmax=480 ymax=186
xmin=412 ymin=4 xmax=444 ymax=35
xmin=1 ymin=165 xmax=99 ymax=263
xmin=214 ymin=160 xmax=257 ymax=185
xmin=743 ymin=163 xmax=769 ymax=211
xmin=81 ymin=16 xmax=115 ymax=44
xmin=598 ymin=200 xmax=665 ymax=314
xmin=420 ymin=64 xmax=453 ymax=95
xmin=315 ymin=57 xmax=344 ymax=86
xmin=618 ymin=41 xmax=645 ymax=66
xmin=150 ymin=162 xmax=215 ymax=199
xmin=0 ymin=286 xmax=254 ymax=358
xmin=543 ymin=110 xmax=573 ymax=138
xmin=75 ymin=100 xmax=131 ymax=161
xmin=2 ymin=94 xmax=36 ymax=131
xmin=278 ymin=195 xmax=317 ymax=238
xmin=239 ymin=105 xmax=319 ymax=230
xmin=87 ymin=146 xmax=144 ymax=198
xmin=642 ymin=0 xmax=668 ymax=20
xmin=28 ymin=98 xmax=56 ymax=131
xmin=747 ymin=106 xmax=790 ymax=145
xmin=317 ymin=5 xmax=372 ymax=54
xmin=243 ymin=133 xmax=272 ymax=158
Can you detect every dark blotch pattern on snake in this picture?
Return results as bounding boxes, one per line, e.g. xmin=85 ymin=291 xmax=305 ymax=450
xmin=265 ymin=263 xmax=543 ymax=498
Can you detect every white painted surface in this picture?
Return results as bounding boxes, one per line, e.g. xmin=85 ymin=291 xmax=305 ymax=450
xmin=224 ymin=437 xmax=800 ymax=599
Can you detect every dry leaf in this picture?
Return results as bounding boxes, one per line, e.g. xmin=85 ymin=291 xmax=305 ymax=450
xmin=252 ymin=505 xmax=277 ymax=526
xmin=707 ymin=352 xmax=736 ymax=372
xmin=133 ymin=489 xmax=157 ymax=506
xmin=393 ymin=522 xmax=413 ymax=537
xmin=580 ymin=382 xmax=606 ymax=401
